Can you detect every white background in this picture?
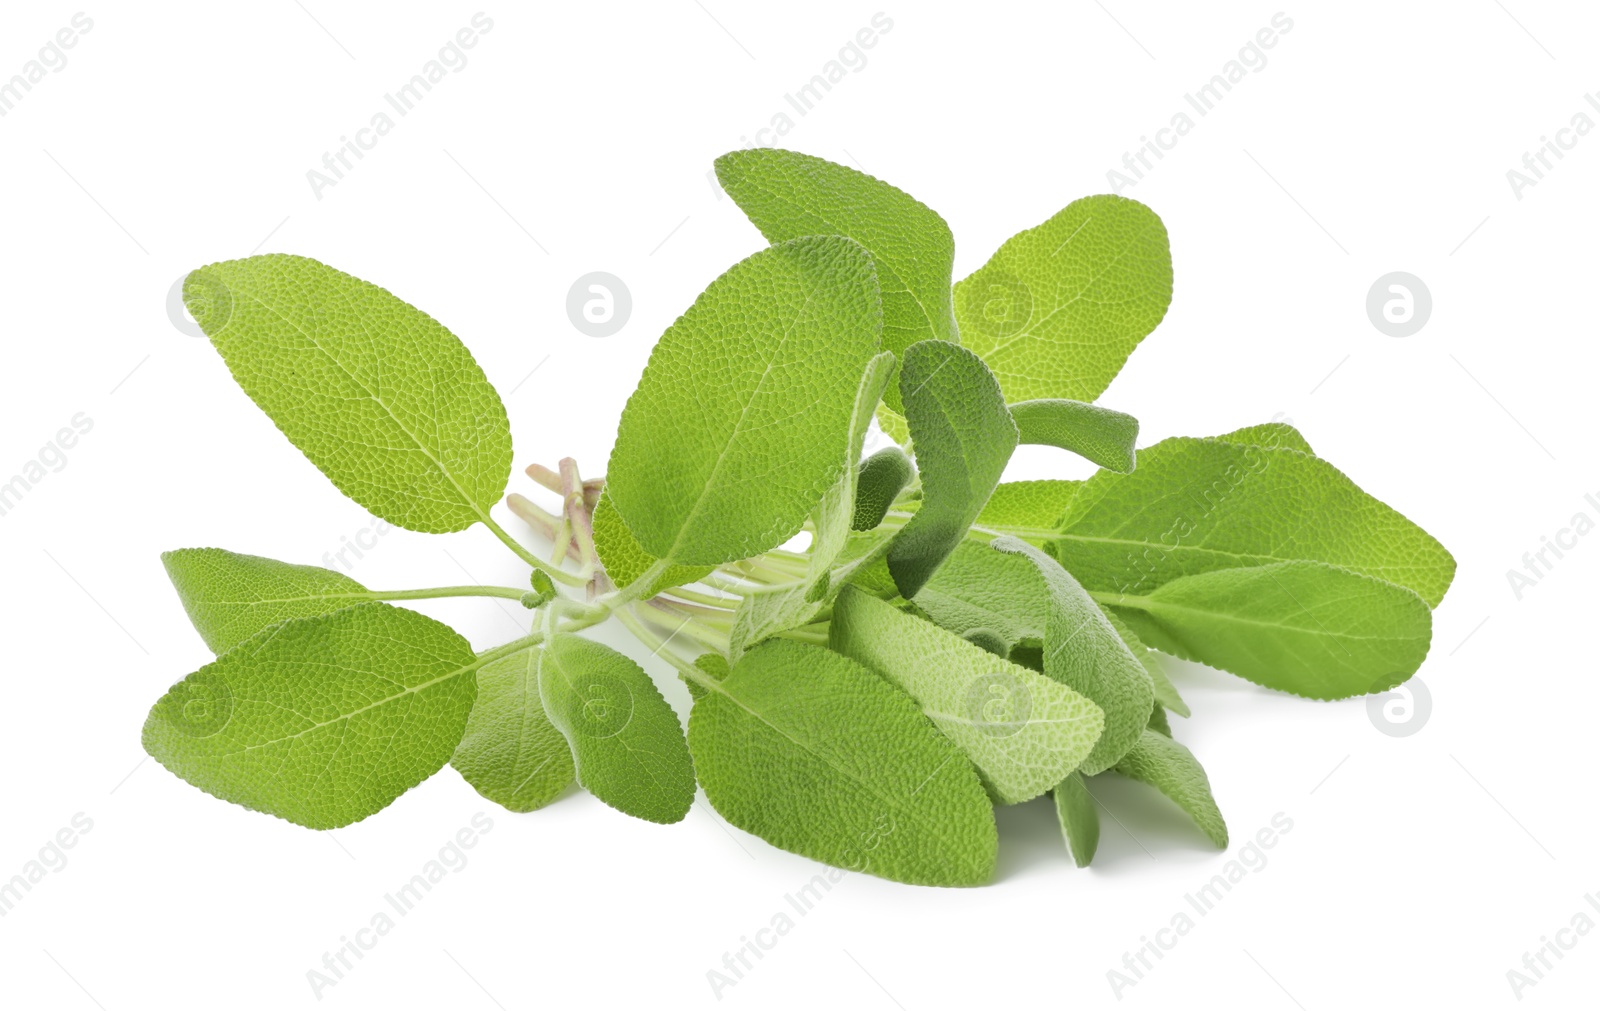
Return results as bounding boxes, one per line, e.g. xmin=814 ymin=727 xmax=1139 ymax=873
xmin=1 ymin=2 xmax=1596 ymax=1008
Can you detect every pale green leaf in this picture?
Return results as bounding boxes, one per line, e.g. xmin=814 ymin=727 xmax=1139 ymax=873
xmin=728 ymin=527 xmax=893 ymax=660
xmin=715 ymin=148 xmax=956 ymax=414
xmin=1053 ymin=772 xmax=1099 ymax=867
xmin=829 ymin=586 xmax=1104 ymax=805
xmin=143 ymin=602 xmax=478 ymax=829
xmin=606 ymin=236 xmax=883 ymax=565
xmin=991 ymin=538 xmax=1153 ymax=774
xmin=1056 ymin=436 xmax=1456 ymax=607
xmin=1216 ymin=421 xmax=1315 ymax=454
xmin=887 ymin=341 xmax=1017 ymax=598
xmin=1111 ymin=729 xmax=1228 ymax=848
xmin=688 ymin=639 xmax=997 ymax=886
xmin=975 ymin=480 xmax=1082 ymax=540
xmin=451 ymin=646 xmax=574 ymax=813
xmin=1101 ymin=606 xmax=1188 ymax=718
xmin=184 ymin=254 xmax=511 ymax=533
xmin=955 ymin=195 xmax=1172 ymax=404
xmin=1101 ymin=560 xmax=1434 ymax=700
xmin=538 ymin=634 xmax=695 ymax=824
xmin=1147 ymin=704 xmax=1172 ymax=736
xmin=853 ymin=447 xmax=913 ymax=531
xmin=1009 ymin=399 xmax=1138 ymax=473
xmin=591 ymin=491 xmax=711 ymax=596
xmin=161 ymin=547 xmax=372 ymax=654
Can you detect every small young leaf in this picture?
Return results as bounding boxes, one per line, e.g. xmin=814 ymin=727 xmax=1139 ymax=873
xmin=991 ymin=538 xmax=1153 ymax=775
xmin=590 ymin=492 xmax=710 ymax=595
xmin=688 ymin=639 xmax=997 ymax=886
xmin=1111 ymin=729 xmax=1228 ymax=848
xmin=183 ymin=254 xmax=512 ymax=533
xmin=451 ymin=646 xmax=574 ymax=813
xmin=1009 ymin=399 xmax=1139 ymax=473
xmin=538 ymin=634 xmax=695 ymax=824
xmin=1102 ymin=560 xmax=1433 ymax=700
xmin=830 ymin=586 xmax=1104 ymax=805
xmin=853 ymin=447 xmax=914 ymax=531
xmin=975 ymin=480 xmax=1082 ymax=539
xmin=1147 ymin=704 xmax=1172 ymax=737
xmin=1056 ymin=436 xmax=1456 ymax=607
xmin=143 ymin=602 xmax=479 ymax=829
xmin=887 ymin=341 xmax=1017 ymax=598
xmin=161 ymin=547 xmax=372 ymax=654
xmin=606 ymin=236 xmax=883 ymax=565
xmin=715 ymin=148 xmax=956 ymax=414
xmin=955 ymin=195 xmax=1172 ymax=404
xmin=1101 ymin=606 xmax=1189 ymax=718
xmin=1053 ymin=772 xmax=1099 ymax=867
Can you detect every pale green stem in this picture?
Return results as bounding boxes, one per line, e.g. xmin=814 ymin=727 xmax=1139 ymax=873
xmin=369 ymin=584 xmax=531 ymax=603
xmin=481 ymin=513 xmax=589 ymax=586
xmin=617 ymin=605 xmax=705 ymax=681
xmin=659 ymin=586 xmax=740 ymax=610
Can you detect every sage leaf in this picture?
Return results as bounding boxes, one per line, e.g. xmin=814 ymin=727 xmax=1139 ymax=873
xmin=1100 ymin=560 xmax=1434 ymax=700
xmin=1111 ymin=729 xmax=1227 ymax=848
xmin=955 ymin=195 xmax=1172 ymax=404
xmin=853 ymin=447 xmax=914 ymax=531
xmin=606 ymin=235 xmax=883 ymax=565
xmin=830 ymin=586 xmax=1104 ymax=805
xmin=162 ymin=547 xmax=372 ymax=654
xmin=687 ymin=639 xmax=997 ymax=887
xmin=1053 ymin=772 xmax=1099 ymax=867
xmin=887 ymin=341 xmax=1017 ymax=598
xmin=1216 ymin=421 xmax=1315 ymax=454
xmin=1101 ymin=605 xmax=1189 ymax=718
xmin=142 ymin=602 xmax=479 ymax=829
xmin=591 ymin=491 xmax=711 ymax=596
xmin=1010 ymin=399 xmax=1139 ymax=473
xmin=183 ymin=254 xmax=512 ymax=533
xmin=975 ymin=480 xmax=1082 ymax=540
xmin=715 ymin=148 xmax=957 ymax=415
xmin=452 ymin=646 xmax=574 ymax=813
xmin=538 ymin=634 xmax=695 ymax=824
xmin=1056 ymin=435 xmax=1456 ymax=607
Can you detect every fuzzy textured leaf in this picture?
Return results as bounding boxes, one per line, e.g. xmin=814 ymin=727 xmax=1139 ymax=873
xmin=142 ymin=602 xmax=479 ymax=829
xmin=162 ymin=547 xmax=372 ymax=654
xmin=591 ymin=492 xmax=711 ymax=596
xmin=606 ymin=236 xmax=883 ymax=565
xmin=955 ymin=195 xmax=1172 ymax=404
xmin=1009 ymin=399 xmax=1139 ymax=473
xmin=830 ymin=586 xmax=1104 ymax=805
xmin=183 ymin=254 xmax=512 ymax=533
xmin=688 ymin=639 xmax=997 ymax=886
xmin=1053 ymin=772 xmax=1099 ymax=867
xmin=452 ymin=646 xmax=574 ymax=813
xmin=1112 ymin=729 xmax=1227 ymax=848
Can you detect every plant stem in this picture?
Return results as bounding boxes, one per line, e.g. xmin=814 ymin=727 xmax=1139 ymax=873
xmin=481 ymin=512 xmax=589 ymax=586
xmin=369 ymin=584 xmax=531 ymax=603
xmin=472 ymin=629 xmax=546 ymax=667
xmin=659 ymin=586 xmax=739 ymax=610
xmin=616 ymin=605 xmax=705 ymax=681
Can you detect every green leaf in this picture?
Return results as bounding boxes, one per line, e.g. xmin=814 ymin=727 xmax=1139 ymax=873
xmin=1111 ymin=729 xmax=1228 ymax=848
xmin=829 ymin=586 xmax=1104 ymax=805
xmin=1102 ymin=560 xmax=1433 ymax=700
xmin=1009 ymin=399 xmax=1139 ymax=473
xmin=991 ymin=538 xmax=1153 ymax=774
xmin=590 ymin=492 xmax=711 ymax=596
xmin=143 ymin=602 xmax=478 ymax=829
xmin=912 ymin=540 xmax=1046 ymax=648
xmin=1053 ymin=772 xmax=1099 ymax=867
xmin=183 ymin=254 xmax=511 ymax=533
xmin=1055 ymin=436 xmax=1456 ymax=607
xmin=606 ymin=235 xmax=883 ymax=565
xmin=1147 ymin=704 xmax=1172 ymax=736
xmin=727 ymin=353 xmax=896 ymax=658
xmin=853 ymin=447 xmax=914 ymax=531
xmin=451 ymin=646 xmax=574 ymax=813
xmin=161 ymin=547 xmax=372 ymax=654
xmin=537 ymin=634 xmax=695 ymax=824
xmin=687 ymin=639 xmax=997 ymax=886
xmin=1216 ymin=421 xmax=1315 ymax=454
xmin=1101 ymin=606 xmax=1189 ymax=718
xmin=715 ymin=148 xmax=956 ymax=415
xmin=975 ymin=480 xmax=1082 ymax=539
xmin=887 ymin=341 xmax=1018 ymax=598
xmin=955 ymin=195 xmax=1172 ymax=404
